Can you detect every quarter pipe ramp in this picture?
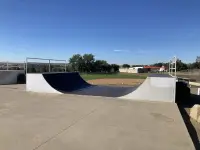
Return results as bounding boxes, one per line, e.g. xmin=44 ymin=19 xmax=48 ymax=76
xmin=26 ymin=72 xmax=176 ymax=102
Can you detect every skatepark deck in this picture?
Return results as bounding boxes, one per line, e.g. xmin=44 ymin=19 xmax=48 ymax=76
xmin=149 ymin=73 xmax=172 ymax=77
xmin=0 ymin=85 xmax=195 ymax=150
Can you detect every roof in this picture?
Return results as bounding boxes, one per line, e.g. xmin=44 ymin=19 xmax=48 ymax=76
xmin=143 ymin=66 xmax=166 ymax=69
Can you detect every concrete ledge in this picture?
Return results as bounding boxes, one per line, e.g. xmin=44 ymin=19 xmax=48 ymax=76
xmin=190 ymin=105 xmax=200 ymax=123
xmin=189 ymin=82 xmax=200 ymax=87
xmin=0 ymin=70 xmax=25 ymax=85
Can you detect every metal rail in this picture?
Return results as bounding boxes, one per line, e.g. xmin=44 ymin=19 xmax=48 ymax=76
xmin=0 ymin=61 xmax=25 ymax=70
xmin=169 ymin=56 xmax=177 ymax=77
xmin=26 ymin=57 xmax=66 ymax=62
xmin=26 ymin=57 xmax=67 ymax=73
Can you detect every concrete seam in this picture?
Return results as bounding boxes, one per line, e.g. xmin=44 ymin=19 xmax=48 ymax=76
xmin=32 ymin=107 xmax=99 ymax=150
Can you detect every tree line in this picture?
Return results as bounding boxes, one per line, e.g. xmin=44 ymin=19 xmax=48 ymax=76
xmin=121 ymin=58 xmax=200 ymax=71
xmin=26 ymin=54 xmax=200 ymax=73
xmin=68 ymin=54 xmax=119 ymax=73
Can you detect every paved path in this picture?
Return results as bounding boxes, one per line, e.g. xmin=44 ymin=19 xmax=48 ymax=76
xmin=0 ymin=84 xmax=195 ymax=150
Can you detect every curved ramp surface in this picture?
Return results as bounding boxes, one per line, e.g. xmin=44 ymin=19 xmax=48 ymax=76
xmin=120 ymin=75 xmax=176 ymax=102
xmin=26 ymin=74 xmax=62 ymax=94
xmin=27 ymin=73 xmax=176 ymax=102
xmin=71 ymin=85 xmax=137 ymax=97
xmin=27 ymin=72 xmax=136 ymax=97
xmin=0 ymin=70 xmax=25 ymax=85
xmin=43 ymin=72 xmax=91 ymax=92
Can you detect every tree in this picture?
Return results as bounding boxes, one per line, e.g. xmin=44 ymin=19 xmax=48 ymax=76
xmin=69 ymin=54 xmax=83 ymax=71
xmin=82 ymin=54 xmax=95 ymax=72
xmin=176 ymin=59 xmax=188 ymax=71
xmin=132 ymin=65 xmax=143 ymax=67
xmin=122 ymin=64 xmax=130 ymax=68
xmin=102 ymin=64 xmax=111 ymax=73
xmin=152 ymin=63 xmax=163 ymax=67
xmin=111 ymin=64 xmax=119 ymax=72
xmin=27 ymin=64 xmax=36 ymax=73
xmin=93 ymin=60 xmax=108 ymax=72
xmin=189 ymin=62 xmax=200 ymax=69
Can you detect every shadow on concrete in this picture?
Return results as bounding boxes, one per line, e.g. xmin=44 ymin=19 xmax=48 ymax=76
xmin=176 ymin=81 xmax=200 ymax=149
xmin=178 ymin=105 xmax=200 ymax=150
xmin=17 ymin=73 xmax=26 ymax=84
xmin=175 ymin=81 xmax=191 ymax=104
xmin=182 ymin=94 xmax=200 ymax=108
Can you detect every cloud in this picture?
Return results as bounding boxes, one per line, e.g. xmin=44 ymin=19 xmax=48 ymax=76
xmin=113 ymin=49 xmax=130 ymax=52
xmin=113 ymin=49 xmax=152 ymax=55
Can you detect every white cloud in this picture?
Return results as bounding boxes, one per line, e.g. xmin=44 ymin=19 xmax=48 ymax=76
xmin=113 ymin=49 xmax=153 ymax=55
xmin=113 ymin=49 xmax=130 ymax=52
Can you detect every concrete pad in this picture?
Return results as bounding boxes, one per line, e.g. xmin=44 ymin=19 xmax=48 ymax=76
xmin=190 ymin=105 xmax=200 ymax=123
xmin=0 ymin=85 xmax=195 ymax=150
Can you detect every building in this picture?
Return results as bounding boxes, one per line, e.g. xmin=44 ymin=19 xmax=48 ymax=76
xmin=143 ymin=66 xmax=166 ymax=72
xmin=119 ymin=65 xmax=167 ymax=74
xmin=119 ymin=66 xmax=144 ymax=73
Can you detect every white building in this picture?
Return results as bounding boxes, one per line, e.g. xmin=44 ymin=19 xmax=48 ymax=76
xmin=119 ymin=67 xmax=143 ymax=73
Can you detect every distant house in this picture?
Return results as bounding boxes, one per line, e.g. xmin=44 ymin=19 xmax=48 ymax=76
xmin=119 ymin=65 xmax=167 ymax=73
xmin=143 ymin=66 xmax=166 ymax=72
xmin=119 ymin=66 xmax=144 ymax=73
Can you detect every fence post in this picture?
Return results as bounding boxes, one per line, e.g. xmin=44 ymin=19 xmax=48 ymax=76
xmin=26 ymin=58 xmax=28 ymax=73
xmin=24 ymin=61 xmax=26 ymax=71
xmin=6 ymin=62 xmax=8 ymax=70
xmin=174 ymin=56 xmax=177 ymax=77
xmin=65 ymin=60 xmax=67 ymax=72
xmin=49 ymin=59 xmax=51 ymax=72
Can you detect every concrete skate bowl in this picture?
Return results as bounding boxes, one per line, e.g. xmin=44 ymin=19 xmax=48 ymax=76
xmin=26 ymin=72 xmax=177 ymax=102
xmin=0 ymin=70 xmax=25 ymax=85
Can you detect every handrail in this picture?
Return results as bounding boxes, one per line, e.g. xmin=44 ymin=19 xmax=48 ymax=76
xmin=26 ymin=57 xmax=66 ymax=62
xmin=26 ymin=57 xmax=67 ymax=73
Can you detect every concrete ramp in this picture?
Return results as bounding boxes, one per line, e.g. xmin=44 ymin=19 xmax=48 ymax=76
xmin=120 ymin=75 xmax=176 ymax=102
xmin=0 ymin=70 xmax=25 ymax=85
xmin=26 ymin=73 xmax=136 ymax=97
xmin=26 ymin=73 xmax=62 ymax=94
xmin=27 ymin=72 xmax=91 ymax=94
xmin=26 ymin=72 xmax=176 ymax=102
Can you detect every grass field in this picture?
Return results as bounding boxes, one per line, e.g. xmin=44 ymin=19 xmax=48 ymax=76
xmin=80 ymin=73 xmax=148 ymax=81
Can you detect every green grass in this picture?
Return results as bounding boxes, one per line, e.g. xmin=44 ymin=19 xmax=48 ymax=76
xmin=80 ymin=73 xmax=148 ymax=81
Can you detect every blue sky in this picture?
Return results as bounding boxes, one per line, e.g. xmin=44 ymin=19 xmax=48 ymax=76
xmin=0 ymin=0 xmax=200 ymax=64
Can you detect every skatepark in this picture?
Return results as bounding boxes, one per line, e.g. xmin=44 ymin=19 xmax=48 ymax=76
xmin=0 ymin=57 xmax=197 ymax=150
xmin=26 ymin=72 xmax=176 ymax=102
xmin=2 ymin=1 xmax=200 ymax=149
